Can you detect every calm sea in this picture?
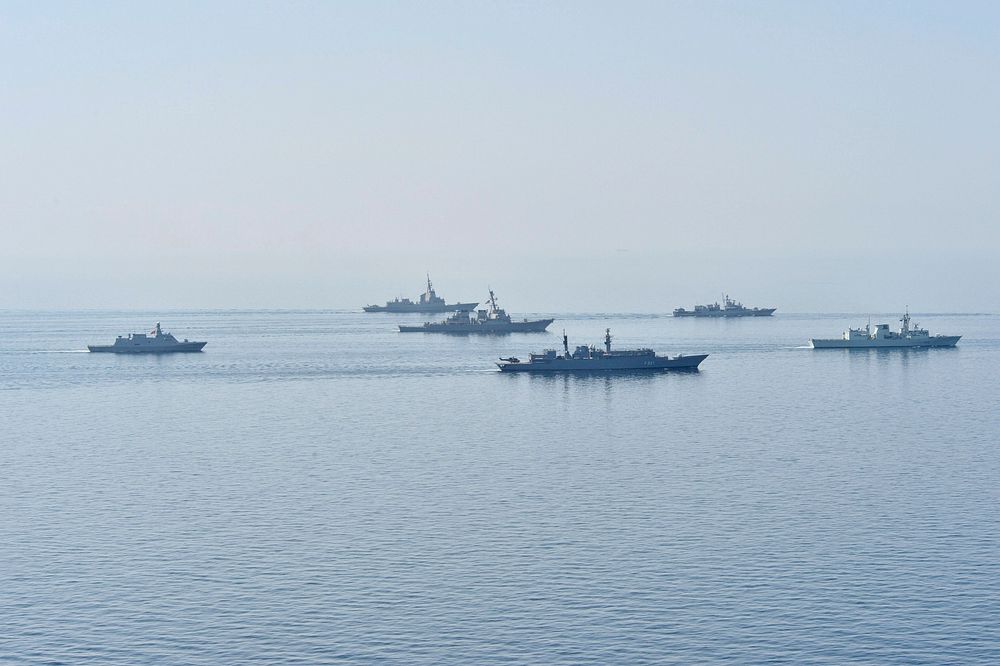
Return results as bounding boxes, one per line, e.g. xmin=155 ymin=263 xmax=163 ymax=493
xmin=2 ymin=310 xmax=998 ymax=664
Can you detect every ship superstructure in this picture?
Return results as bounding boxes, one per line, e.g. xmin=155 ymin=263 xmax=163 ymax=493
xmin=364 ymin=274 xmax=478 ymax=313
xmin=673 ymin=294 xmax=776 ymax=317
xmin=88 ymin=323 xmax=207 ymax=353
xmin=809 ymin=310 xmax=960 ymax=349
xmin=497 ymin=329 xmax=707 ymax=372
xmin=399 ymin=288 xmax=553 ymax=333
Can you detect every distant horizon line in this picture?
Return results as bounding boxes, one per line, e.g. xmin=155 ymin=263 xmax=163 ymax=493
xmin=0 ymin=308 xmax=995 ymax=317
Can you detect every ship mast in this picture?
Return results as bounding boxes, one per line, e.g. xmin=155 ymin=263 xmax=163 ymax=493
xmin=563 ymin=329 xmax=569 ymax=354
xmin=488 ymin=287 xmax=499 ymax=312
xmin=605 ymin=328 xmax=612 ymax=353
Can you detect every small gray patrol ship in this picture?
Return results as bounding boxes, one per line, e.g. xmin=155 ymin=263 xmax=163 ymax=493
xmin=497 ymin=329 xmax=707 ymax=373
xmin=364 ymin=274 xmax=478 ymax=313
xmin=809 ymin=310 xmax=960 ymax=349
xmin=88 ymin=323 xmax=207 ymax=353
xmin=398 ymin=289 xmax=553 ymax=334
xmin=673 ymin=294 xmax=776 ymax=317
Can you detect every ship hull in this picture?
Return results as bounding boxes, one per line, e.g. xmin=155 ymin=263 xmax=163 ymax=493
xmin=808 ymin=336 xmax=960 ymax=349
xmin=364 ymin=302 xmax=479 ymax=313
xmin=88 ymin=342 xmax=207 ymax=353
xmin=498 ymin=353 xmax=708 ymax=372
xmin=399 ymin=318 xmax=554 ymax=333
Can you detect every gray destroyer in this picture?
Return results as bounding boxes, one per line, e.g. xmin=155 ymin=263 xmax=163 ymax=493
xmin=88 ymin=323 xmax=207 ymax=353
xmin=399 ymin=289 xmax=553 ymax=334
xmin=497 ymin=329 xmax=707 ymax=373
xmin=674 ymin=294 xmax=776 ymax=317
xmin=364 ymin=275 xmax=478 ymax=313
xmin=809 ymin=310 xmax=960 ymax=349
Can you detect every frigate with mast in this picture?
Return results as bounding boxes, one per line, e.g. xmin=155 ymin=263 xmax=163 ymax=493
xmin=808 ymin=309 xmax=960 ymax=349
xmin=398 ymin=288 xmax=553 ymax=333
xmin=673 ymin=294 xmax=776 ymax=317
xmin=88 ymin=323 xmax=207 ymax=353
xmin=497 ymin=329 xmax=707 ymax=372
xmin=364 ymin=274 xmax=478 ymax=313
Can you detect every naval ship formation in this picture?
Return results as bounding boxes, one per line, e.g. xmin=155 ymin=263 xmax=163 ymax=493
xmin=364 ymin=275 xmax=478 ymax=313
xmin=808 ymin=310 xmax=961 ymax=349
xmin=398 ymin=289 xmax=553 ymax=334
xmin=78 ymin=271 xmax=961 ymax=370
xmin=674 ymin=294 xmax=776 ymax=318
xmin=497 ymin=329 xmax=708 ymax=373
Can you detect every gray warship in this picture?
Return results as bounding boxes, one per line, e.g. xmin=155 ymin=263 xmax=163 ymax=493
xmin=88 ymin=323 xmax=207 ymax=353
xmin=364 ymin=275 xmax=478 ymax=313
xmin=497 ymin=329 xmax=707 ymax=373
xmin=398 ymin=289 xmax=553 ymax=334
xmin=673 ymin=294 xmax=776 ymax=317
xmin=809 ymin=310 xmax=960 ymax=349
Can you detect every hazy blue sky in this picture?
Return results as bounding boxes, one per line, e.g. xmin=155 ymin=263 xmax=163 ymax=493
xmin=2 ymin=1 xmax=998 ymax=311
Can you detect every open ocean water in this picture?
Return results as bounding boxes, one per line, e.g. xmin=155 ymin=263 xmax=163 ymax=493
xmin=1 ymin=310 xmax=998 ymax=664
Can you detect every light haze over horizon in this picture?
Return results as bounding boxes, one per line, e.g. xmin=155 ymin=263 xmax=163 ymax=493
xmin=2 ymin=1 xmax=998 ymax=313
